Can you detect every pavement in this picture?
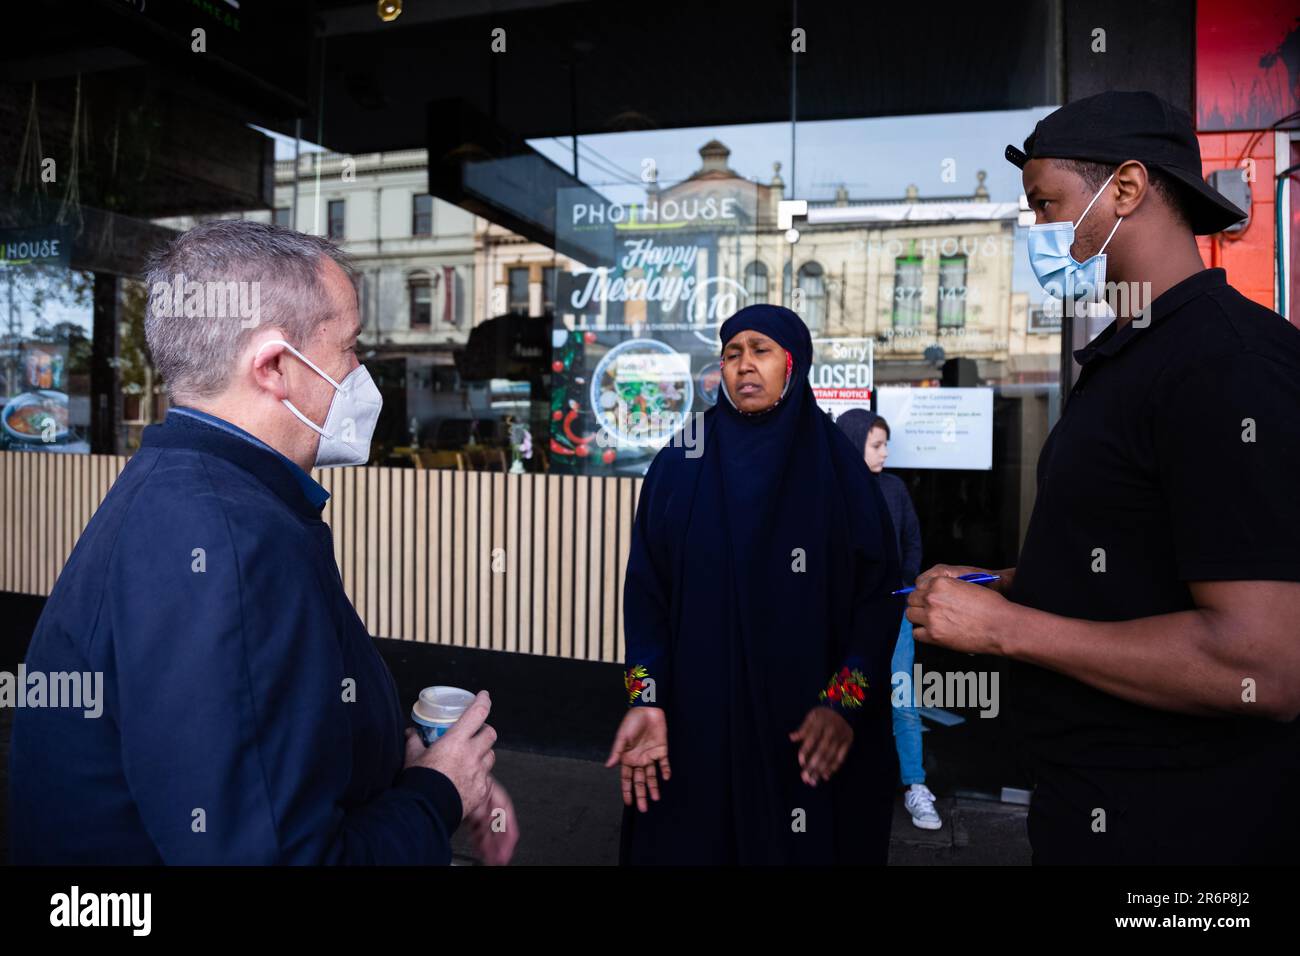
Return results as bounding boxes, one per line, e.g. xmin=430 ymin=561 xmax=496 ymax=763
xmin=0 ymin=705 xmax=1030 ymax=866
xmin=451 ymin=746 xmax=1031 ymax=865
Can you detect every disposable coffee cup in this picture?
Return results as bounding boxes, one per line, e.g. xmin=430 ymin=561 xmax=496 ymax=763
xmin=411 ymin=686 xmax=476 ymax=745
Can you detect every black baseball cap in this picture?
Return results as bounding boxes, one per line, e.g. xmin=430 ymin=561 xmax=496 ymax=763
xmin=1005 ymin=91 xmax=1247 ymax=235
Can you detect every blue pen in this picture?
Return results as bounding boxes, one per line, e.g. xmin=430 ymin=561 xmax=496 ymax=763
xmin=892 ymin=572 xmax=1000 ymax=596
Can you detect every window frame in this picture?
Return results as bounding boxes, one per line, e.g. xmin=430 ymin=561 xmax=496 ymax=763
xmin=744 ymin=260 xmax=769 ymax=304
xmin=797 ymin=260 xmax=826 ymax=331
xmin=937 ymin=253 xmax=968 ymax=329
xmin=412 ymin=194 xmax=433 ymax=237
xmin=542 ymin=265 xmax=557 ymax=314
xmin=408 ymin=271 xmax=433 ymax=328
xmin=892 ymin=254 xmax=925 ymax=329
xmin=507 ymin=266 xmax=530 ymax=316
xmin=327 ymin=199 xmax=346 ymax=240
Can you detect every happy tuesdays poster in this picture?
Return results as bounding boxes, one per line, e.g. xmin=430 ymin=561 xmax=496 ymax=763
xmin=549 ymin=186 xmax=872 ymax=475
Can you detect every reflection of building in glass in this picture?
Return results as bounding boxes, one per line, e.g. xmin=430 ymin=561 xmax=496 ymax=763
xmin=151 ymin=139 xmax=1066 ymax=469
xmin=660 ymin=145 xmax=1060 ymax=386
xmin=263 ymin=151 xmax=479 ymax=354
xmin=160 ymin=151 xmax=479 ymax=352
xmin=476 ymin=218 xmax=577 ymax=323
xmin=520 ymin=139 xmax=1072 ymax=477
xmin=159 ymin=150 xmax=575 ymax=459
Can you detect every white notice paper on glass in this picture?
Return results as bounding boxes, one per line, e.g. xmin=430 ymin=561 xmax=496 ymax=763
xmin=875 ymin=386 xmax=993 ymax=470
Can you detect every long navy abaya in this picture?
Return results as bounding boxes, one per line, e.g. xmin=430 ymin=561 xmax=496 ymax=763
xmin=619 ymin=305 xmax=903 ymax=865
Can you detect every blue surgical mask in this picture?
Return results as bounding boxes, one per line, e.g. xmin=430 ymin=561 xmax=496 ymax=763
xmin=1027 ymin=172 xmax=1123 ymax=303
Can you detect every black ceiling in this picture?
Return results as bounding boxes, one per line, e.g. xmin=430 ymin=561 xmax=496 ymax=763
xmin=2 ymin=0 xmax=1197 ymax=244
xmin=0 ymin=1 xmax=1057 ymax=149
xmin=2 ymin=1 xmax=1202 ymax=157
xmin=309 ymin=0 xmax=1058 ymax=154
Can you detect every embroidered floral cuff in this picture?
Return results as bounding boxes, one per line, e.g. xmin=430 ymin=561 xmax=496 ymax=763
xmin=819 ymin=667 xmax=868 ymax=709
xmin=625 ymin=665 xmax=655 ymax=705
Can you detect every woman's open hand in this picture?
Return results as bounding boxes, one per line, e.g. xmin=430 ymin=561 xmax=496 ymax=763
xmin=789 ymin=707 xmax=854 ymax=786
xmin=605 ymin=707 xmax=671 ymax=812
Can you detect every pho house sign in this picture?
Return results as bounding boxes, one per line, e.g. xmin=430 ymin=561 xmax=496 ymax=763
xmin=0 ymin=226 xmax=72 ymax=269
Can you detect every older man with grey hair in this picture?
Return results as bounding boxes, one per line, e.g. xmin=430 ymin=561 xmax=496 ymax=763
xmin=9 ymin=219 xmax=516 ymax=864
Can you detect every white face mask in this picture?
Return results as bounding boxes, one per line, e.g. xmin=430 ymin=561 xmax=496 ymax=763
xmin=256 ymin=339 xmax=383 ymax=468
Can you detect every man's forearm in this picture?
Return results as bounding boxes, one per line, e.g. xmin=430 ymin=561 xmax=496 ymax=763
xmin=996 ymin=601 xmax=1293 ymax=721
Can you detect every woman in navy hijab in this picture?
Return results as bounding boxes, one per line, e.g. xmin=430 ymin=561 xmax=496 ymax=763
xmin=606 ymin=305 xmax=903 ymax=864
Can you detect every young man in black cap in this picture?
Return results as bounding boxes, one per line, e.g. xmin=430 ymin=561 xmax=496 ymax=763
xmin=906 ymin=91 xmax=1300 ymax=864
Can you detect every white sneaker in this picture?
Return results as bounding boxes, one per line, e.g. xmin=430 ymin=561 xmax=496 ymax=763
xmin=904 ymin=784 xmax=942 ymax=830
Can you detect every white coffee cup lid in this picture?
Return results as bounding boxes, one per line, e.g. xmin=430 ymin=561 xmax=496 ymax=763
xmin=412 ymin=686 xmax=477 ymax=725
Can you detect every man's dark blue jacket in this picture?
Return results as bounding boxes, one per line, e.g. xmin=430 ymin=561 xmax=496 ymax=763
xmin=8 ymin=411 xmax=463 ymax=864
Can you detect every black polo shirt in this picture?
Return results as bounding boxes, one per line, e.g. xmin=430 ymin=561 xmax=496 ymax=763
xmin=1009 ymin=268 xmax=1300 ymax=775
